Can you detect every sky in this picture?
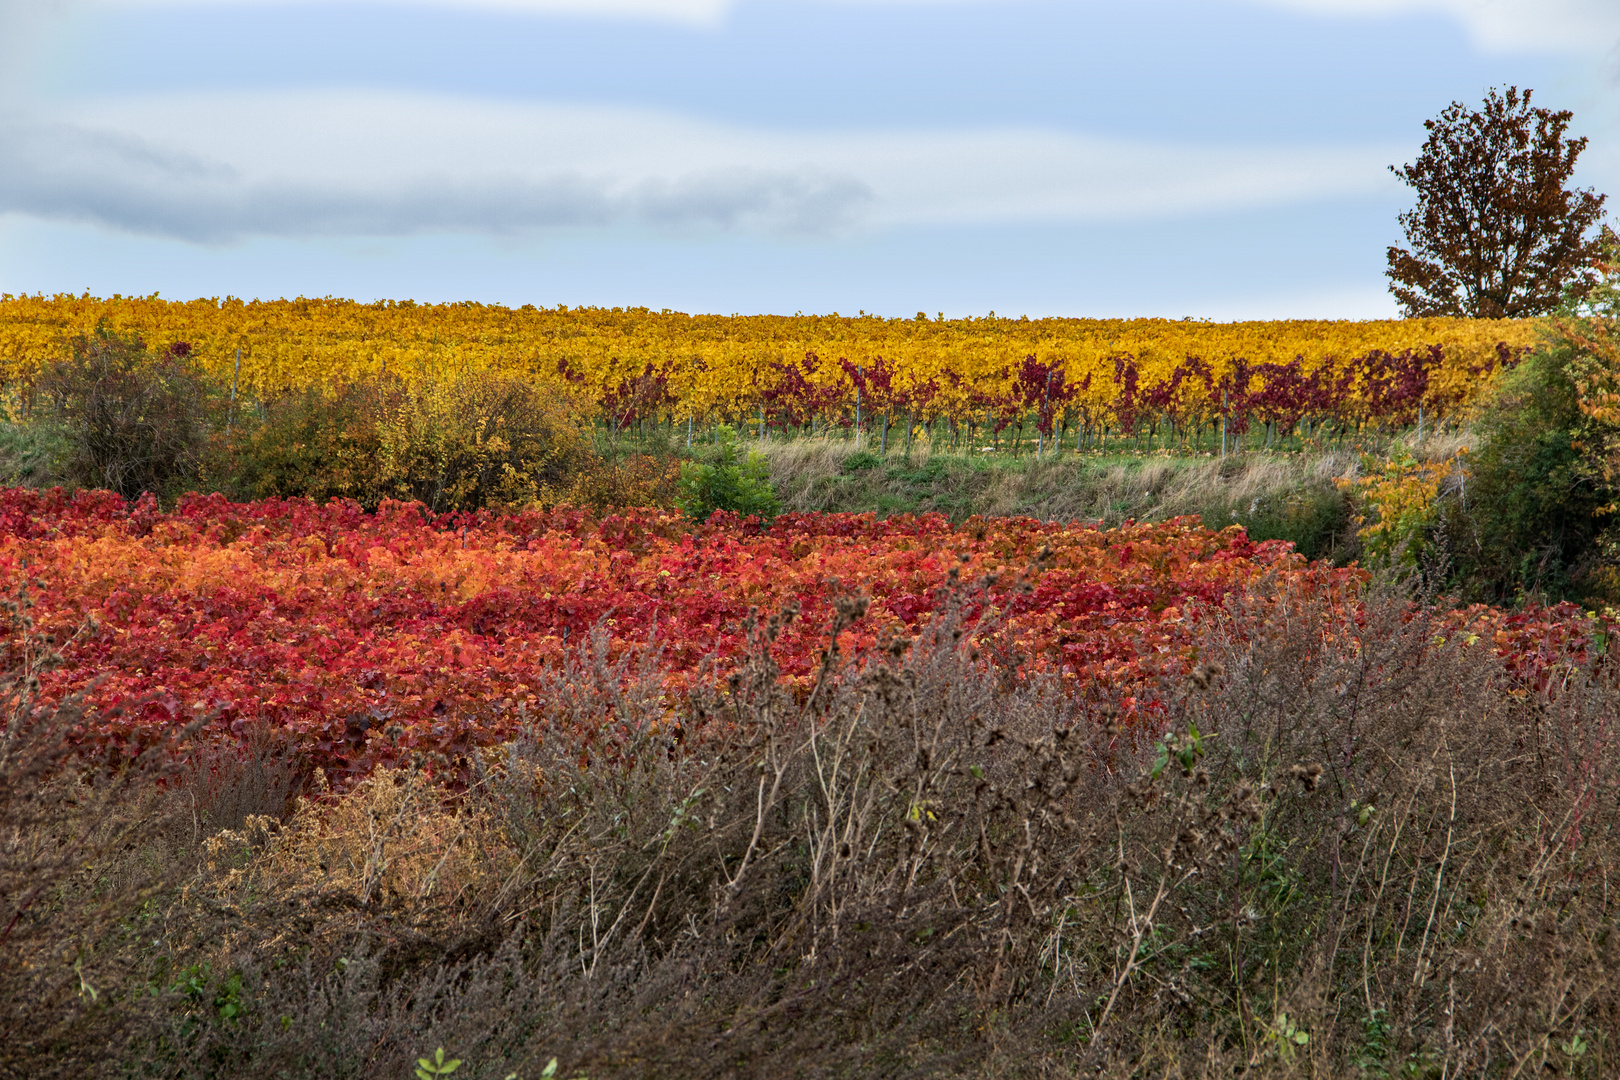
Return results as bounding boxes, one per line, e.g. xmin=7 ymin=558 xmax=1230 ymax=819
xmin=0 ymin=0 xmax=1617 ymax=318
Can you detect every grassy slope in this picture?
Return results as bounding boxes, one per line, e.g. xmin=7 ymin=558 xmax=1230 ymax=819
xmin=759 ymin=438 xmax=1446 ymax=564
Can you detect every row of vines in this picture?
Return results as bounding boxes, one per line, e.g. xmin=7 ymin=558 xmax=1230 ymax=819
xmin=0 ymin=295 xmax=1545 ymax=449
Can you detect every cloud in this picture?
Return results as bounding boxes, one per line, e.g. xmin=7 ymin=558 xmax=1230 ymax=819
xmin=85 ymin=0 xmax=1620 ymax=53
xmin=0 ymin=116 xmax=874 ymax=242
xmin=1242 ymin=0 xmax=1620 ymax=54
xmin=91 ymin=0 xmax=1020 ymax=18
xmin=0 ymin=0 xmax=78 ymax=97
xmin=0 ymin=91 xmax=1401 ymax=244
xmin=91 ymin=0 xmax=737 ymax=24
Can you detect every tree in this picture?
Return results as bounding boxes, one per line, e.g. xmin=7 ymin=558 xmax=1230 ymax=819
xmin=1387 ymin=86 xmax=1607 ymax=319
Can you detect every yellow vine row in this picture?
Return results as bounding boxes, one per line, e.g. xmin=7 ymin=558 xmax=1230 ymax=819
xmin=0 ymin=294 xmax=1545 ymax=424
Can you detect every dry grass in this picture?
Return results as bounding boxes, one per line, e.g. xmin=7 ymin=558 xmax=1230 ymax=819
xmin=4 ymin=567 xmax=1618 ymax=1078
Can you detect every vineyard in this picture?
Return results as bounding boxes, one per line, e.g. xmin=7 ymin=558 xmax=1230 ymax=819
xmin=0 ymin=295 xmax=1543 ymax=450
xmin=11 ymin=296 xmax=1620 ymax=1077
xmin=4 ymin=486 xmax=1597 ymax=784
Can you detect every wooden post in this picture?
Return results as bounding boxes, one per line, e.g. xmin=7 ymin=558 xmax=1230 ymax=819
xmin=1220 ymin=387 xmax=1227 ymax=459
xmin=226 ymin=345 xmax=241 ymax=436
xmin=855 ymin=364 xmax=862 ymax=451
xmin=1040 ymin=368 xmax=1053 ymax=459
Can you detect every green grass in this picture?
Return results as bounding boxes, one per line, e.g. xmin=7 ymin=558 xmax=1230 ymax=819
xmin=758 ymin=437 xmax=1380 ymax=562
xmin=0 ymin=418 xmax=69 ymax=489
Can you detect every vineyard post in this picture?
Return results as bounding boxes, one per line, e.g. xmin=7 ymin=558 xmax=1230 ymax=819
xmin=687 ymin=415 xmax=692 ymax=450
xmin=760 ymin=404 xmax=766 ymax=448
xmin=1221 ymin=387 xmax=1227 ymax=459
xmin=1040 ymin=367 xmax=1054 ymax=460
xmin=1417 ymin=403 xmax=1424 ymax=443
xmin=855 ymin=364 xmax=862 ymax=451
xmin=227 ymin=345 xmax=241 ymax=436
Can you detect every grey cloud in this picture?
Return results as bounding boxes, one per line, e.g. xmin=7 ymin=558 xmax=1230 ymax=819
xmin=632 ymin=170 xmax=875 ymax=234
xmin=0 ymin=116 xmax=875 ymax=243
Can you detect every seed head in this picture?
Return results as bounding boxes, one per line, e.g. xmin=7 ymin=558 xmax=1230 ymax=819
xmin=1289 ymin=762 xmax=1324 ymax=792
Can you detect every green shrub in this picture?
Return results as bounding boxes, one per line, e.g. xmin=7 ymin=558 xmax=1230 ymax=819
xmin=1436 ymin=230 xmax=1620 ymax=603
xmin=1443 ymin=347 xmax=1604 ymax=601
xmin=1235 ymin=482 xmax=1356 ymax=564
xmin=226 ymin=377 xmax=395 ymax=505
xmin=676 ymin=424 xmax=780 ymax=522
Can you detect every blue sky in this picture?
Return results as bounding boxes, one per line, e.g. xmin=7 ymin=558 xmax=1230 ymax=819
xmin=1 ymin=0 xmax=1616 ymax=318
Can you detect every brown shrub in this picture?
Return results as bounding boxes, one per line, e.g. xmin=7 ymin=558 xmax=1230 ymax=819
xmin=562 ymin=451 xmax=682 ymax=512
xmin=5 ymin=573 xmax=1619 ymax=1078
xmin=33 ymin=328 xmax=220 ymax=499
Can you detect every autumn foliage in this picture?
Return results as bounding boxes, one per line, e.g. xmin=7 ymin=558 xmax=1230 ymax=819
xmin=0 ymin=296 xmax=1541 ymax=445
xmin=6 ymin=486 xmax=1603 ymax=787
xmin=1387 ymin=86 xmax=1608 ymax=319
xmin=2 ymin=488 xmax=1328 ymax=777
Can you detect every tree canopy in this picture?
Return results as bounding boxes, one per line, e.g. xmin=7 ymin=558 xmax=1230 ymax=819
xmin=1387 ymin=86 xmax=1608 ymax=319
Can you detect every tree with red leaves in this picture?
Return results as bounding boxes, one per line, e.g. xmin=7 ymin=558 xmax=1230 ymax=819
xmin=1387 ymin=86 xmax=1608 ymax=319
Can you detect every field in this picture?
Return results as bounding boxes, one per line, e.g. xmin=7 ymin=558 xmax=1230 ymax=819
xmin=7 ymin=487 xmax=1356 ymax=779
xmin=5 ymin=298 xmax=1620 ymax=1077
xmin=0 ymin=296 xmax=1542 ymax=450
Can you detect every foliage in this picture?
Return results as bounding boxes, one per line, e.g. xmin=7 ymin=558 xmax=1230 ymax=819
xmin=33 ymin=326 xmax=222 ymax=499
xmin=0 ymin=295 xmax=1541 ymax=447
xmin=1338 ymin=448 xmax=1456 ymax=567
xmin=1451 ymin=346 xmax=1597 ymax=600
xmin=676 ymin=424 xmax=781 ymax=522
xmin=1387 ymin=86 xmax=1608 ymax=318
xmin=1231 ymin=482 xmax=1356 ymax=564
xmin=560 ymin=451 xmax=682 ymax=514
xmin=1443 ymin=228 xmax=1620 ymax=602
xmin=235 ymin=371 xmax=594 ymax=513
xmin=1 ymin=487 xmax=1368 ymax=781
xmin=0 ymin=414 xmax=69 ymax=488
xmin=415 ymin=1047 xmax=461 ymax=1079
xmin=5 ymin=487 xmax=1600 ymax=788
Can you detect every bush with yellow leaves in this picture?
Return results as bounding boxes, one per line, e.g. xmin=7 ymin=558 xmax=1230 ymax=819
xmin=231 ymin=371 xmax=596 ymax=512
